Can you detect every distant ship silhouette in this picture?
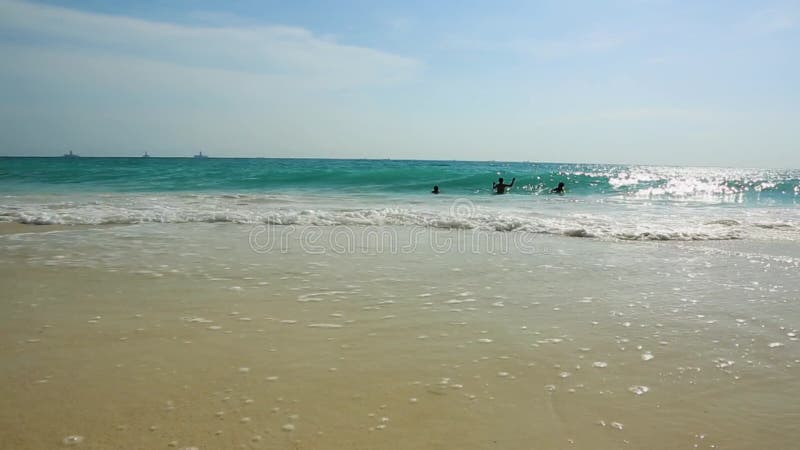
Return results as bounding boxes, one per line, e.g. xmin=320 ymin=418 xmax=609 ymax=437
xmin=193 ymin=151 xmax=208 ymax=159
xmin=142 ymin=152 xmax=151 ymax=158
xmin=63 ymin=150 xmax=79 ymax=158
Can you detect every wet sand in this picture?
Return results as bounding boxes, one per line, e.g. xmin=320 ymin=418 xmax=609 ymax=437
xmin=0 ymin=222 xmax=78 ymax=235
xmin=1 ymin=224 xmax=799 ymax=449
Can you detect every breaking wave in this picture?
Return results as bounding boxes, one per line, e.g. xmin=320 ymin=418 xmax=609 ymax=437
xmin=2 ymin=193 xmax=797 ymax=242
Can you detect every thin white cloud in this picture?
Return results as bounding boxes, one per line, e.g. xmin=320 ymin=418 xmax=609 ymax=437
xmin=0 ymin=0 xmax=420 ymax=88
xmin=0 ymin=0 xmax=422 ymax=156
xmin=0 ymin=42 xmax=299 ymax=99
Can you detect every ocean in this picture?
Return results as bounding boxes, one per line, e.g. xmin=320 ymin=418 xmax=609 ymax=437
xmin=1 ymin=157 xmax=799 ymax=449
xmin=1 ymin=157 xmax=799 ymax=241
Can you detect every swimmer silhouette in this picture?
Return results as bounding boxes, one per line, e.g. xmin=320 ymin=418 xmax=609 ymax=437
xmin=493 ymin=177 xmax=515 ymax=194
xmin=432 ymin=185 xmax=440 ymax=194
xmin=551 ymin=182 xmax=565 ymax=194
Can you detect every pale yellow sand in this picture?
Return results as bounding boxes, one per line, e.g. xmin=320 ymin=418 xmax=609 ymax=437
xmin=1 ymin=224 xmax=799 ymax=449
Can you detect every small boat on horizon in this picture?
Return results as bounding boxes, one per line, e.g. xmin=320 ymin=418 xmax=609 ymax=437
xmin=63 ymin=150 xmax=80 ymax=158
xmin=193 ymin=151 xmax=208 ymax=159
xmin=142 ymin=152 xmax=151 ymax=158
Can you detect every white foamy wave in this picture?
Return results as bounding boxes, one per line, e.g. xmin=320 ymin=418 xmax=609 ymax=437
xmin=1 ymin=193 xmax=798 ymax=242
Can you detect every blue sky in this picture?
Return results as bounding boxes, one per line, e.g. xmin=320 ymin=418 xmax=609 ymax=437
xmin=0 ymin=0 xmax=798 ymax=167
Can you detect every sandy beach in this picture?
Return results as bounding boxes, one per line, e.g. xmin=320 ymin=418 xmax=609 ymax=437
xmin=2 ymin=223 xmax=799 ymax=449
xmin=3 ymin=0 xmax=799 ymax=447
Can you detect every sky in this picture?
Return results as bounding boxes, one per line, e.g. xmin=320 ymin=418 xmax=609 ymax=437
xmin=0 ymin=0 xmax=798 ymax=167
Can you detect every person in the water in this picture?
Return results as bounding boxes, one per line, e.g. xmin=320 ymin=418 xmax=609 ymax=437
xmin=493 ymin=177 xmax=515 ymax=194
xmin=551 ymin=182 xmax=565 ymax=194
xmin=432 ymin=185 xmax=440 ymax=194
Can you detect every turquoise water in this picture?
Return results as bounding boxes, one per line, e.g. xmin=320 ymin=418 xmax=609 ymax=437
xmin=1 ymin=157 xmax=798 ymax=203
xmin=1 ymin=157 xmax=798 ymax=240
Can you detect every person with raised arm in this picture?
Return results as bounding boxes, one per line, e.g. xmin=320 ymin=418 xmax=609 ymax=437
xmin=492 ymin=177 xmax=515 ymax=194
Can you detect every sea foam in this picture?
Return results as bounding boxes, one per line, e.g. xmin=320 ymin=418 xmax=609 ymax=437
xmin=2 ymin=192 xmax=797 ymax=242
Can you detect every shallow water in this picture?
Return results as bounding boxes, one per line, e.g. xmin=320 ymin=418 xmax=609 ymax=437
xmin=1 ymin=224 xmax=799 ymax=449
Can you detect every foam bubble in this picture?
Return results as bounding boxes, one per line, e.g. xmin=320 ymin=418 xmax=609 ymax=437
xmin=308 ymin=323 xmax=343 ymax=328
xmin=628 ymin=385 xmax=650 ymax=395
xmin=714 ymin=358 xmax=735 ymax=369
xmin=62 ymin=435 xmax=84 ymax=446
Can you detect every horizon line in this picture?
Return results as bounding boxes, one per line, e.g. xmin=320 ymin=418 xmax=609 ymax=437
xmin=0 ymin=154 xmax=796 ymax=171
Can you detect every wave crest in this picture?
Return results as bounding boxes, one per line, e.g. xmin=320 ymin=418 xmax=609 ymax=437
xmin=3 ymin=194 xmax=796 ymax=242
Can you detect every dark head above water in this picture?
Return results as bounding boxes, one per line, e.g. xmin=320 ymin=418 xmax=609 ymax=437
xmin=552 ymin=182 xmax=565 ymax=194
xmin=432 ymin=185 xmax=439 ymax=194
